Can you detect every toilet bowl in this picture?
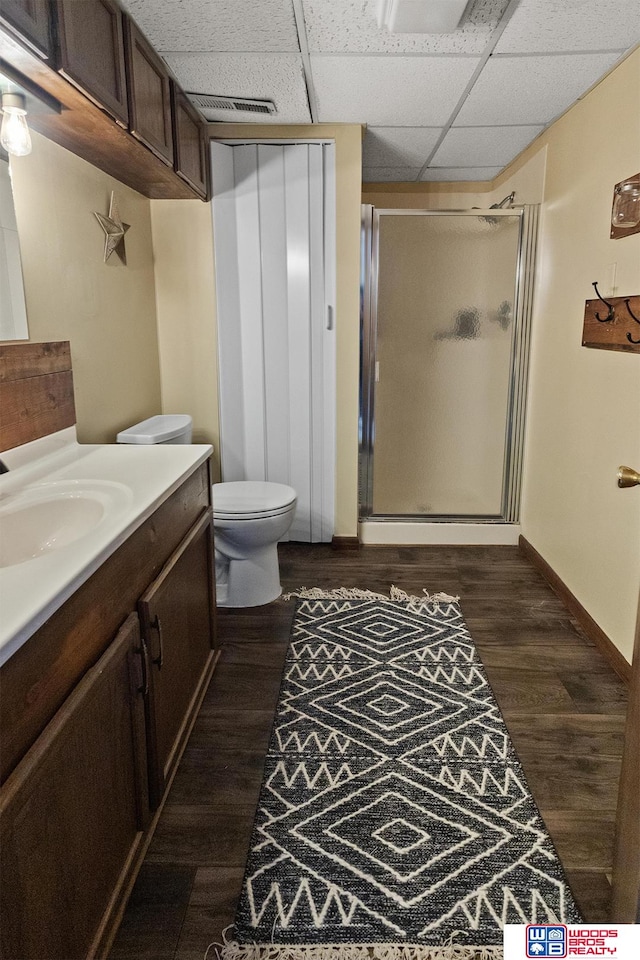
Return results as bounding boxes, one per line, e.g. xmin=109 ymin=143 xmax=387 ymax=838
xmin=116 ymin=415 xmax=296 ymax=608
xmin=212 ymin=481 xmax=297 ymax=607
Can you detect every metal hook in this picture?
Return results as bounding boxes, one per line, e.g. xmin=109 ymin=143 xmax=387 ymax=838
xmin=625 ymin=299 xmax=640 ymax=344
xmin=592 ymin=281 xmax=615 ymax=322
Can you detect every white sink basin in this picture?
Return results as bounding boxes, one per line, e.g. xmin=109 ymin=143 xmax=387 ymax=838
xmin=0 ymin=480 xmax=132 ymax=568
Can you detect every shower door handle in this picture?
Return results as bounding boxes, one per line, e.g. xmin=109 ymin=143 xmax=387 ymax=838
xmin=326 ymin=305 xmax=334 ymax=330
xmin=618 ymin=466 xmax=640 ymax=488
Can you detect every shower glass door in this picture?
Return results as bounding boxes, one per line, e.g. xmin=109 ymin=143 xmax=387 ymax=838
xmin=361 ymin=208 xmax=532 ymax=520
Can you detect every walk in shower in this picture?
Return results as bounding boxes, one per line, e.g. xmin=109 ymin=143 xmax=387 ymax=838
xmin=360 ymin=205 xmax=538 ymax=528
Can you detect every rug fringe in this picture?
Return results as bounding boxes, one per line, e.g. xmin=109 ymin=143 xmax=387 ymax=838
xmin=282 ymin=587 xmax=459 ymax=610
xmin=206 ymin=927 xmax=502 ymax=960
xmin=207 ymin=937 xmax=501 ymax=960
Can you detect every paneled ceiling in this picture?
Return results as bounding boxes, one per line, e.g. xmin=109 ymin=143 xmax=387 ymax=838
xmin=120 ymin=0 xmax=640 ymax=183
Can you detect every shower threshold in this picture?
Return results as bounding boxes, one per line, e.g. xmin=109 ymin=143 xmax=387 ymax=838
xmin=359 ymin=520 xmax=521 ymax=545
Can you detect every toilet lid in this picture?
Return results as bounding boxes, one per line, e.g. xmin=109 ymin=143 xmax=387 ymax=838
xmin=116 ymin=414 xmax=192 ymax=444
xmin=213 ymin=481 xmax=297 ymax=519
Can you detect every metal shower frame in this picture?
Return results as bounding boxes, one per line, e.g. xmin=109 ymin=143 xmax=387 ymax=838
xmin=359 ymin=204 xmax=539 ymax=523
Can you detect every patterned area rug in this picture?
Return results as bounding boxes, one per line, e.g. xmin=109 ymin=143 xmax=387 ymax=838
xmin=221 ymin=589 xmax=581 ymax=960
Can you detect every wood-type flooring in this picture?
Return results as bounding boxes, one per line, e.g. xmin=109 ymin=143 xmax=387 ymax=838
xmin=109 ymin=544 xmax=628 ymax=960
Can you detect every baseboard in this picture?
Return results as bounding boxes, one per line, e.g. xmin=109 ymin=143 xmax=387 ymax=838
xmin=331 ymin=536 xmax=360 ymax=551
xmin=518 ymin=535 xmax=631 ymax=684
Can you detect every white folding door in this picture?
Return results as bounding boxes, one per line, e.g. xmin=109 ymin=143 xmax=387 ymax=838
xmin=211 ymin=141 xmax=336 ymax=542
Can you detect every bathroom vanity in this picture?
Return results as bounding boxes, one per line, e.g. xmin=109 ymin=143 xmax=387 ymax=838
xmin=0 ymin=342 xmax=218 ymax=959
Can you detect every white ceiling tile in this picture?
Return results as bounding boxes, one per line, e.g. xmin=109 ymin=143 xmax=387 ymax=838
xmin=310 ymin=56 xmax=480 ymax=124
xmin=496 ymin=0 xmax=640 ymax=54
xmin=302 ymin=0 xmax=511 ymax=54
xmin=455 ymin=53 xmax=624 ymax=126
xmin=162 ymin=54 xmax=311 ymax=123
xmin=431 ymin=126 xmax=544 ymax=167
xmin=120 ymin=0 xmax=299 ymax=52
xmin=363 ymin=128 xmax=443 ymax=167
xmin=420 ymin=166 xmax=503 ymax=181
xmin=363 ymin=167 xmax=422 ymax=182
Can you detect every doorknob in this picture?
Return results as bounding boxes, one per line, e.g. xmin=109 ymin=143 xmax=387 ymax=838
xmin=617 ymin=466 xmax=640 ymax=488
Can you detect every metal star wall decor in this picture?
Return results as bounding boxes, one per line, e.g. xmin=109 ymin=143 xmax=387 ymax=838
xmin=94 ymin=192 xmax=130 ymax=264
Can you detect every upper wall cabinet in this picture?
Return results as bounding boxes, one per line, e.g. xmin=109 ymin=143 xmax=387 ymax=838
xmin=56 ymin=0 xmax=128 ymax=127
xmin=172 ymin=83 xmax=209 ymax=199
xmin=0 ymin=0 xmax=210 ymax=199
xmin=0 ymin=0 xmax=53 ymax=60
xmin=125 ymin=17 xmax=173 ymax=166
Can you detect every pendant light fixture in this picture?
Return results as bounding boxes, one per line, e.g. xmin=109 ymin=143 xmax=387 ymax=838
xmin=1 ymin=92 xmax=32 ymax=157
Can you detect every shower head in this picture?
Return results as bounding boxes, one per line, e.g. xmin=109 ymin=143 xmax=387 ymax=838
xmin=478 ymin=192 xmax=516 ymax=225
xmin=489 ymin=191 xmax=516 ymax=210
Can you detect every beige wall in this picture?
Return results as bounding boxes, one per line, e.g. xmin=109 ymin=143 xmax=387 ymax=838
xmin=9 ymin=131 xmax=162 ymax=443
xmin=150 ymin=199 xmax=220 ymax=477
xmin=207 ymin=123 xmax=363 ymax=536
xmin=363 ymin=181 xmax=490 ymax=209
xmin=515 ymin=50 xmax=640 ymax=663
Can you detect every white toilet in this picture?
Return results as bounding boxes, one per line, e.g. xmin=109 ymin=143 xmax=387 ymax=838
xmin=116 ymin=415 xmax=297 ymax=608
xmin=212 ymin=480 xmax=296 ymax=607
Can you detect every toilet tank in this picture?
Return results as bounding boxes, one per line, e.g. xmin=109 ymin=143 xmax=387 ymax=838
xmin=116 ymin=414 xmax=193 ymax=445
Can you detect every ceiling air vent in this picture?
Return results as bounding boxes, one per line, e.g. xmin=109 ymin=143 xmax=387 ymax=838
xmin=187 ymin=93 xmax=277 ymax=117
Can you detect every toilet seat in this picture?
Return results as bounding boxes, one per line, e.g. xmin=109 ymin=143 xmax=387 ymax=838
xmin=213 ymin=481 xmax=296 ymax=520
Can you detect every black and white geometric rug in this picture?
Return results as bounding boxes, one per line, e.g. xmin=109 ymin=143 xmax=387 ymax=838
xmin=221 ymin=588 xmax=581 ymax=960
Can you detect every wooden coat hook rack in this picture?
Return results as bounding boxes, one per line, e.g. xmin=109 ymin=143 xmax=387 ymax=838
xmin=582 ymin=283 xmax=640 ymax=353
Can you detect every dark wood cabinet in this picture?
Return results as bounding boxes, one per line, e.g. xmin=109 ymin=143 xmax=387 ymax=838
xmin=56 ymin=0 xmax=128 ymax=126
xmin=140 ymin=508 xmax=215 ymax=808
xmin=0 ymin=464 xmax=217 ymax=958
xmin=0 ymin=614 xmax=149 ymax=960
xmin=0 ymin=0 xmax=211 ymax=198
xmin=0 ymin=0 xmax=53 ymax=60
xmin=124 ymin=15 xmax=173 ymax=165
xmin=172 ymin=82 xmax=209 ymax=198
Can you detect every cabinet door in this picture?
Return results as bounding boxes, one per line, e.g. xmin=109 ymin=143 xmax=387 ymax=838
xmin=140 ymin=509 xmax=215 ymax=808
xmin=0 ymin=614 xmax=149 ymax=960
xmin=124 ymin=16 xmax=173 ymax=165
xmin=0 ymin=0 xmax=53 ymax=60
xmin=172 ymin=82 xmax=209 ymax=198
xmin=56 ymin=0 xmax=129 ymax=126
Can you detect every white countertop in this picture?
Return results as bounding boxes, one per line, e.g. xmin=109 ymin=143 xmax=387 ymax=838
xmin=0 ymin=428 xmax=212 ymax=667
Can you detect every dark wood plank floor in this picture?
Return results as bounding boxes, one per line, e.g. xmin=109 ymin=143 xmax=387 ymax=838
xmin=109 ymin=544 xmax=628 ymax=960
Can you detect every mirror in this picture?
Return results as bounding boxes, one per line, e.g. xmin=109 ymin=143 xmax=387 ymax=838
xmin=0 ymin=151 xmax=28 ymax=340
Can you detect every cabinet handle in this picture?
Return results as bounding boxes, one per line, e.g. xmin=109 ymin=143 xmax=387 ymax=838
xmin=137 ymin=637 xmax=150 ymax=697
xmin=151 ymin=615 xmax=164 ymax=670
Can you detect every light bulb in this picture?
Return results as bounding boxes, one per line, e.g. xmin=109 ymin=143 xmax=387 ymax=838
xmin=0 ymin=93 xmax=32 ymax=157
